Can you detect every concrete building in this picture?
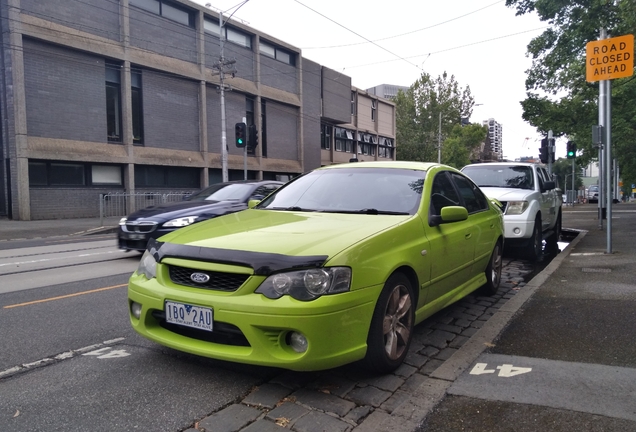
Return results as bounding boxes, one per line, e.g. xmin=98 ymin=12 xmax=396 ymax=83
xmin=0 ymin=0 xmax=396 ymax=220
xmin=482 ymin=118 xmax=503 ymax=161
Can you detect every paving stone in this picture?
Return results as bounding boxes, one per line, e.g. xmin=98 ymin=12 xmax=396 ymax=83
xmin=449 ymin=335 xmax=470 ymax=349
xmin=344 ymin=405 xmax=373 ymax=423
xmin=404 ymin=351 xmax=428 ymax=368
xmin=199 ymin=404 xmax=262 ymax=432
xmin=399 ymin=372 xmax=428 ymax=393
xmin=454 ymin=318 xmax=472 ymax=328
xmin=461 ymin=327 xmax=478 ymax=337
xmin=291 ymin=388 xmax=355 ymax=417
xmin=270 ymin=371 xmax=320 ymax=390
xmin=418 ymin=329 xmax=455 ymax=349
xmin=433 ymin=323 xmax=462 ymax=334
xmin=393 ymin=362 xmax=417 ymax=379
xmin=419 ymin=358 xmax=445 ymax=375
xmin=351 ymin=410 xmax=392 ymax=432
xmin=292 ymin=410 xmax=351 ymax=432
xmin=361 ymin=374 xmax=404 ymax=392
xmin=266 ymin=401 xmax=310 ymax=425
xmin=477 ymin=300 xmax=494 ymax=307
xmin=434 ymin=347 xmax=458 ymax=361
xmin=242 ymin=419 xmax=287 ymax=432
xmin=306 ymin=375 xmax=357 ymax=399
xmin=379 ymin=390 xmax=410 ymax=413
xmin=471 ymin=320 xmax=485 ymax=329
xmin=347 ymin=385 xmax=392 ymax=407
xmin=243 ymin=383 xmax=293 ymax=409
xmin=418 ymin=346 xmax=440 ymax=358
xmin=435 ymin=315 xmax=454 ymax=325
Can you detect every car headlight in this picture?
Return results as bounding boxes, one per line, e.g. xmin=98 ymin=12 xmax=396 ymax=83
xmin=119 ymin=217 xmax=127 ymax=226
xmin=505 ymin=201 xmax=529 ymax=215
xmin=256 ymin=267 xmax=351 ymax=301
xmin=163 ymin=216 xmax=198 ymax=227
xmin=137 ymin=250 xmax=157 ymax=279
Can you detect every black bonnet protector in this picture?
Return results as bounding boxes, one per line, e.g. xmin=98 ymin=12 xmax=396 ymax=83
xmin=147 ymin=238 xmax=328 ymax=276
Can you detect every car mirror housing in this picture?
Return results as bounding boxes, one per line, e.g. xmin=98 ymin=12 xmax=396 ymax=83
xmin=430 ymin=206 xmax=469 ymax=226
xmin=542 ymin=181 xmax=555 ymax=191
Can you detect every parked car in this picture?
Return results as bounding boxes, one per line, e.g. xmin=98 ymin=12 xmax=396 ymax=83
xmin=587 ymin=185 xmax=599 ymax=203
xmin=118 ymin=180 xmax=283 ymax=251
xmin=128 ymin=161 xmax=504 ymax=373
xmin=461 ymin=162 xmax=562 ymax=261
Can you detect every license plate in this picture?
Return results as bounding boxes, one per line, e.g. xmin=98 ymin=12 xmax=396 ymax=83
xmin=128 ymin=233 xmax=146 ymax=240
xmin=165 ymin=301 xmax=213 ymax=332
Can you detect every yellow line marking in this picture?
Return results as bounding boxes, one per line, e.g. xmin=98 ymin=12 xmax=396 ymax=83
xmin=3 ymin=284 xmax=127 ymax=309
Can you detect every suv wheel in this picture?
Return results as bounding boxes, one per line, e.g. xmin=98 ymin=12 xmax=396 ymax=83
xmin=525 ymin=216 xmax=542 ymax=261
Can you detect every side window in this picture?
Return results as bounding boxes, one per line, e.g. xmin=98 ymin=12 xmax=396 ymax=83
xmin=537 ymin=168 xmax=549 ymax=189
xmin=450 ymin=173 xmax=489 ymax=214
xmin=430 ymin=172 xmax=460 ymax=217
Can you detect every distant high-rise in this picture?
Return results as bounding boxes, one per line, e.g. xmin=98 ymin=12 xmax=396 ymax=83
xmin=366 ymin=84 xmax=409 ymax=100
xmin=482 ymin=118 xmax=503 ymax=160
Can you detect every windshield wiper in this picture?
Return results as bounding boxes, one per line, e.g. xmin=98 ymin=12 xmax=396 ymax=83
xmin=267 ymin=206 xmax=315 ymax=212
xmin=322 ymin=208 xmax=409 ymax=215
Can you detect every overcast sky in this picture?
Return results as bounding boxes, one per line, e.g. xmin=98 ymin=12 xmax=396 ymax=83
xmin=192 ymin=0 xmax=554 ymax=160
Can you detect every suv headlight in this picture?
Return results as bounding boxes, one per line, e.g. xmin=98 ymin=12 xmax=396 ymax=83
xmin=137 ymin=251 xmax=157 ymax=279
xmin=256 ymin=267 xmax=351 ymax=301
xmin=164 ymin=216 xmax=198 ymax=227
xmin=505 ymin=201 xmax=529 ymax=215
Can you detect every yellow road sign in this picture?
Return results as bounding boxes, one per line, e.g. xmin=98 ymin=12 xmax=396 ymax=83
xmin=586 ymin=34 xmax=634 ymax=82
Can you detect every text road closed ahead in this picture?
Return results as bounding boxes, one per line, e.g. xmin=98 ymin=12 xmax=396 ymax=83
xmin=586 ymin=34 xmax=634 ymax=82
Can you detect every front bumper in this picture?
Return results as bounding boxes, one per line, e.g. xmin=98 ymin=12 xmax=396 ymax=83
xmin=118 ymin=227 xmax=173 ymax=251
xmin=127 ymin=259 xmax=381 ymax=371
xmin=503 ymin=215 xmax=534 ymax=240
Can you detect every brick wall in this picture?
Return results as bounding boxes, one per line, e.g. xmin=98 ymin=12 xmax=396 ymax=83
xmin=23 ymin=39 xmax=107 ymax=143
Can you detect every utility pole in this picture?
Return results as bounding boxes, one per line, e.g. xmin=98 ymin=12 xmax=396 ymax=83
xmin=547 ymin=129 xmax=553 ymax=176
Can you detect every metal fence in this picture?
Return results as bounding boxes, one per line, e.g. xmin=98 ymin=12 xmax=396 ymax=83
xmin=99 ymin=191 xmax=194 ymax=225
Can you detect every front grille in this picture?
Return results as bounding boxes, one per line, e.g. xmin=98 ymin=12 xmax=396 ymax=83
xmin=168 ymin=265 xmax=249 ymax=291
xmin=152 ymin=311 xmax=250 ymax=346
xmin=125 ymin=221 xmax=157 ymax=233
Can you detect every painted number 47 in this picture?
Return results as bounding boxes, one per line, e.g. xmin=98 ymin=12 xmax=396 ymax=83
xmin=470 ymin=363 xmax=532 ymax=378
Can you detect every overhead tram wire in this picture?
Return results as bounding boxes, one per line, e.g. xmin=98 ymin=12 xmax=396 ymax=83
xmin=292 ymin=0 xmax=422 ymax=72
xmin=300 ymin=0 xmax=506 ymax=50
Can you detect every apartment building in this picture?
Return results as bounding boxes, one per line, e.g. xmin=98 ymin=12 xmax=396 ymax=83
xmin=0 ymin=0 xmax=396 ymax=220
xmin=482 ymin=118 xmax=503 ymax=161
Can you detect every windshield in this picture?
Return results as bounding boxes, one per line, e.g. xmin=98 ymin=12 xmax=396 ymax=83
xmin=187 ymin=183 xmax=254 ymax=202
xmin=462 ymin=165 xmax=534 ymax=190
xmin=258 ymin=167 xmax=425 ymax=215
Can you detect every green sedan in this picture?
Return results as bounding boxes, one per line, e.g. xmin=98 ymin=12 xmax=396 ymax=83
xmin=128 ymin=161 xmax=504 ymax=373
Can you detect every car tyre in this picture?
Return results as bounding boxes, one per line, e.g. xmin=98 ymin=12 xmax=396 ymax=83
xmin=479 ymin=240 xmax=503 ymax=296
xmin=363 ymin=273 xmax=414 ymax=374
xmin=545 ymin=211 xmax=562 ymax=252
xmin=525 ymin=216 xmax=542 ymax=262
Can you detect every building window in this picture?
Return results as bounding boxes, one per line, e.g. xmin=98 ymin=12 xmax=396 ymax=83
xmin=260 ymin=41 xmax=295 ymax=66
xmin=371 ymin=100 xmax=377 ymax=122
xmin=204 ymin=19 xmax=252 ymax=49
xmin=321 ymin=124 xmax=332 ymax=150
xmin=105 ymin=63 xmax=122 ymax=142
xmin=134 ymin=165 xmax=199 ymax=188
xmin=351 ymin=91 xmax=357 ymax=116
xmin=378 ymin=137 xmax=394 ymax=159
xmin=28 ymin=161 xmax=123 ymax=187
xmin=261 ymin=100 xmax=268 ymax=157
xmin=130 ymin=0 xmax=194 ymax=27
xmin=131 ymin=69 xmax=144 ymax=145
xmin=334 ymin=127 xmax=354 ymax=153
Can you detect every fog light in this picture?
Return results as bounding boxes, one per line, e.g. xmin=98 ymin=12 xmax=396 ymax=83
xmin=131 ymin=302 xmax=142 ymax=319
xmin=513 ymin=227 xmax=521 ymax=235
xmin=288 ymin=332 xmax=308 ymax=353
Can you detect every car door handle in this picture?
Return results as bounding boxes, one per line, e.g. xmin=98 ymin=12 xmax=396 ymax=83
xmin=465 ymin=233 xmax=472 ymax=239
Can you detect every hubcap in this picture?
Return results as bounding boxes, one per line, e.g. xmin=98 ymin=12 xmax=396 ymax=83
xmin=491 ymin=245 xmax=502 ymax=286
xmin=382 ymin=285 xmax=413 ymax=360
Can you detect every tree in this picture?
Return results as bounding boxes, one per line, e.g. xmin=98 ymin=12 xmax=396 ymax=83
xmin=442 ymin=124 xmax=489 ymax=169
xmin=506 ymin=0 xmax=636 ymax=188
xmin=395 ymin=72 xmax=475 ymax=163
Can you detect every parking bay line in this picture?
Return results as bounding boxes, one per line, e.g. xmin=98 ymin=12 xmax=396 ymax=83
xmin=448 ymin=353 xmax=636 ymax=421
xmin=3 ymin=283 xmax=127 ymax=309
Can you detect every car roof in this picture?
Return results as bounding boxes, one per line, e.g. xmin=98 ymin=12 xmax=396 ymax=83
xmin=318 ymin=160 xmax=440 ymax=171
xmin=463 ymin=162 xmax=544 ymax=168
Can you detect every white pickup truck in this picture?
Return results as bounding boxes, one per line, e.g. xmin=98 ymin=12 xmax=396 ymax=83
xmin=461 ymin=162 xmax=562 ymax=261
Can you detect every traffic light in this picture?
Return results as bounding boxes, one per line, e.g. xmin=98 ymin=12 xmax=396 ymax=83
xmin=539 ymin=138 xmax=549 ymax=163
xmin=566 ymin=141 xmax=576 ymax=159
xmin=235 ymin=122 xmax=247 ymax=148
xmin=248 ymin=124 xmax=258 ymax=149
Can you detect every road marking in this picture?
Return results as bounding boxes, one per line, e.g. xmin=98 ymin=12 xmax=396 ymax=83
xmin=470 ymin=362 xmax=532 ymax=377
xmin=0 ymin=338 xmax=127 ymax=380
xmin=82 ymin=347 xmax=131 ymax=358
xmin=2 ymin=283 xmax=127 ymax=309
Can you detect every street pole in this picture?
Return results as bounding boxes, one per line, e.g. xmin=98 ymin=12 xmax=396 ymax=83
xmin=219 ymin=11 xmax=228 ymax=182
xmin=437 ymin=112 xmax=441 ymax=164
xmin=605 ymin=68 xmax=612 ymax=252
xmin=571 ymin=159 xmax=575 ymax=206
xmin=547 ymin=130 xmax=553 ymax=176
xmin=598 ymin=30 xmax=606 ymax=230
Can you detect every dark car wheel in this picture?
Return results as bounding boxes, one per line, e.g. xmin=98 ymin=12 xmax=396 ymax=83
xmin=524 ymin=216 xmax=542 ymax=262
xmin=479 ymin=240 xmax=503 ymax=296
xmin=363 ymin=273 xmax=414 ymax=374
xmin=545 ymin=211 xmax=562 ymax=252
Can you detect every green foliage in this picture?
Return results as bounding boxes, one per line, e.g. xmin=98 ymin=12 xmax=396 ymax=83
xmin=552 ymin=157 xmax=584 ymax=192
xmin=395 ymin=72 xmax=475 ymax=164
xmin=505 ymin=0 xmax=636 ymax=190
xmin=442 ymin=124 xmax=489 ymax=169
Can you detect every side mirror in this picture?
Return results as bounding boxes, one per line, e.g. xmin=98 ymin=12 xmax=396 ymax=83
xmin=543 ymin=181 xmax=555 ymax=191
xmin=430 ymin=206 xmax=469 ymax=226
xmin=248 ymin=200 xmax=260 ymax=209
